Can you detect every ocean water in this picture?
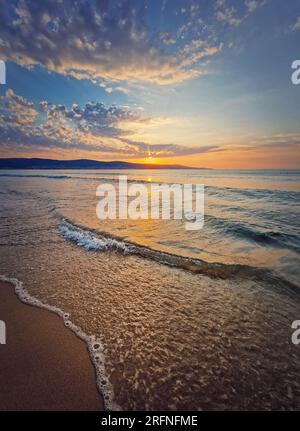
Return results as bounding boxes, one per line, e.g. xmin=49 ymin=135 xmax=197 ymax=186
xmin=0 ymin=169 xmax=300 ymax=410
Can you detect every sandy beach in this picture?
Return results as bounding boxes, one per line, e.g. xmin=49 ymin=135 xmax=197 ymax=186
xmin=0 ymin=281 xmax=103 ymax=411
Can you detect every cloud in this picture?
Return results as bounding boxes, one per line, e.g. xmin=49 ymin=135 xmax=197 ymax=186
xmin=0 ymin=0 xmax=220 ymax=86
xmin=215 ymin=0 xmax=266 ymax=26
xmin=118 ymin=138 xmax=221 ymax=157
xmin=39 ymin=100 xmax=145 ymax=139
xmin=0 ymin=89 xmax=221 ymax=159
xmin=246 ymin=133 xmax=300 ymax=150
xmin=214 ymin=0 xmax=242 ymax=26
xmin=220 ymin=134 xmax=300 ymax=155
xmin=292 ymin=17 xmax=300 ymax=31
xmin=1 ymin=89 xmax=38 ymax=125
xmin=216 ymin=8 xmax=242 ymax=27
xmin=245 ymin=0 xmax=265 ymax=13
xmin=2 ymin=90 xmax=298 ymax=162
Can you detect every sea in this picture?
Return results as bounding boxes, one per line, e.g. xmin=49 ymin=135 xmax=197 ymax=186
xmin=0 ymin=169 xmax=300 ymax=410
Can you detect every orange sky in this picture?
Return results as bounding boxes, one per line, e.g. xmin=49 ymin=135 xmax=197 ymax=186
xmin=3 ymin=145 xmax=300 ymax=169
xmin=129 ymin=147 xmax=300 ymax=169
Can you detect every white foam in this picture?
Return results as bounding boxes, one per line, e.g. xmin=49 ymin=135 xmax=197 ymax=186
xmin=59 ymin=220 xmax=131 ymax=254
xmin=0 ymin=274 xmax=120 ymax=411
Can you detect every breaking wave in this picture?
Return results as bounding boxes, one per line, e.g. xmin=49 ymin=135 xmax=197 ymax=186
xmin=59 ymin=219 xmax=299 ymax=292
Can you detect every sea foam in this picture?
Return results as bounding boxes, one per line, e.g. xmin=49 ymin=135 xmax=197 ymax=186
xmin=59 ymin=219 xmax=131 ymax=253
xmin=0 ymin=274 xmax=120 ymax=411
xmin=59 ymin=219 xmax=275 ymax=285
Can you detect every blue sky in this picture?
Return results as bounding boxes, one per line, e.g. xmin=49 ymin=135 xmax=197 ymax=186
xmin=0 ymin=0 xmax=300 ymax=167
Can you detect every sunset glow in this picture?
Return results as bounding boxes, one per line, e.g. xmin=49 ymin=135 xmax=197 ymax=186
xmin=1 ymin=0 xmax=300 ymax=414
xmin=0 ymin=0 xmax=299 ymax=168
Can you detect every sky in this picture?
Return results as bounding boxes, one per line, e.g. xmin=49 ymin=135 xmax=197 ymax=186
xmin=0 ymin=0 xmax=300 ymax=168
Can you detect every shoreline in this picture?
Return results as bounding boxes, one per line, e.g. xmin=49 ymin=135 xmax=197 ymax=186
xmin=0 ymin=281 xmax=104 ymax=411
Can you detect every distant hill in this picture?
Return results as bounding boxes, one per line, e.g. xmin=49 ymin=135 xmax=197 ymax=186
xmin=0 ymin=158 xmax=205 ymax=170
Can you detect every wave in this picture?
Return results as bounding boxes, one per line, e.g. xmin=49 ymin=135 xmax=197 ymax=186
xmin=59 ymin=219 xmax=299 ymax=293
xmin=59 ymin=220 xmax=131 ymax=253
xmin=1 ymin=172 xmax=299 ymax=201
xmin=205 ymin=214 xmax=300 ymax=253
xmin=206 ymin=185 xmax=300 ymax=204
xmin=0 ymin=173 xmax=72 ymax=180
xmin=0 ymin=274 xmax=120 ymax=411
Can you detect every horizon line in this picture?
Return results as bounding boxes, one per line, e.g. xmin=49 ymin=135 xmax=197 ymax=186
xmin=0 ymin=156 xmax=299 ymax=170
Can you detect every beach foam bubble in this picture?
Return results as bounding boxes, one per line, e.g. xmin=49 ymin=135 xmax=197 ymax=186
xmin=0 ymin=274 xmax=120 ymax=411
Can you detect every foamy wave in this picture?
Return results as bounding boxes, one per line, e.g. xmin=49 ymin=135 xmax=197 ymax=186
xmin=59 ymin=219 xmax=132 ymax=253
xmin=0 ymin=274 xmax=120 ymax=411
xmin=59 ymin=219 xmax=281 ymax=285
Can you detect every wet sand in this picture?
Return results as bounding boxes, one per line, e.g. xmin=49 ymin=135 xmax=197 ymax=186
xmin=0 ymin=281 xmax=103 ymax=411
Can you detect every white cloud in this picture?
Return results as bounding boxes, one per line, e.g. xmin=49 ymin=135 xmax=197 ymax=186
xmin=216 ymin=8 xmax=241 ymax=26
xmin=245 ymin=0 xmax=259 ymax=13
xmin=0 ymin=89 xmax=220 ymax=158
xmin=292 ymin=17 xmax=300 ymax=31
xmin=0 ymin=0 xmax=219 ymax=86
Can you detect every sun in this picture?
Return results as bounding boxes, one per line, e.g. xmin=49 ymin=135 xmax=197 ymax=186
xmin=146 ymin=155 xmax=160 ymax=164
xmin=131 ymin=153 xmax=161 ymax=165
xmin=146 ymin=150 xmax=159 ymax=164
